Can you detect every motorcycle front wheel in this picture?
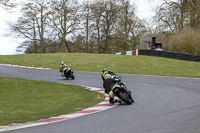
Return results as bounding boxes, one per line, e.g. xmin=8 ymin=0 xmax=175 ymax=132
xmin=71 ymin=75 xmax=75 ymax=80
xmin=117 ymin=91 xmax=133 ymax=105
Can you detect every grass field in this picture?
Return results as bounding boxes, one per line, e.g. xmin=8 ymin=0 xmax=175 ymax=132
xmin=0 ymin=53 xmax=200 ymax=125
xmin=0 ymin=76 xmax=104 ymax=126
xmin=0 ymin=53 xmax=200 ymax=78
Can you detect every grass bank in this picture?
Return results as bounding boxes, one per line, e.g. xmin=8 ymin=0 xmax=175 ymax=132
xmin=0 ymin=76 xmax=104 ymax=126
xmin=0 ymin=53 xmax=200 ymax=78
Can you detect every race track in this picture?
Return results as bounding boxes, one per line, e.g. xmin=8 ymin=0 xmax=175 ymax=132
xmin=0 ymin=65 xmax=200 ymax=133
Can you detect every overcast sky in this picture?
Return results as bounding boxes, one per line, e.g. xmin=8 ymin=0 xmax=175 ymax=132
xmin=0 ymin=0 xmax=160 ymax=55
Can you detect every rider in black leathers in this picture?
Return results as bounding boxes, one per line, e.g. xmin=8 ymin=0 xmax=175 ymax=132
xmin=102 ymin=68 xmax=121 ymax=104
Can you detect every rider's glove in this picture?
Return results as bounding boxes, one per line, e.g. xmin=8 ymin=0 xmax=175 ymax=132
xmin=115 ymin=77 xmax=121 ymax=82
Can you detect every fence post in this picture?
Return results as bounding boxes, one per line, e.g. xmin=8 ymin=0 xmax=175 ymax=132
xmin=136 ymin=49 xmax=138 ymax=56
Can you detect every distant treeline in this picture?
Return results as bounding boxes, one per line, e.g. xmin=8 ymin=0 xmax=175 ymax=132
xmin=8 ymin=0 xmax=145 ymax=54
xmin=5 ymin=0 xmax=200 ymax=55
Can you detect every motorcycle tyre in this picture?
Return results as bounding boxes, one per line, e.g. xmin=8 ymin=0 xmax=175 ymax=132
xmin=118 ymin=91 xmax=132 ymax=105
xmin=71 ymin=75 xmax=75 ymax=80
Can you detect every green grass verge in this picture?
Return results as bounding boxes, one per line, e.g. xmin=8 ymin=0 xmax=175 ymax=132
xmin=0 ymin=76 xmax=104 ymax=126
xmin=0 ymin=53 xmax=200 ymax=78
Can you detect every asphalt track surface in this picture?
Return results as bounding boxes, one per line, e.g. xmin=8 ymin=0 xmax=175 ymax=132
xmin=1 ymin=65 xmax=200 ymax=133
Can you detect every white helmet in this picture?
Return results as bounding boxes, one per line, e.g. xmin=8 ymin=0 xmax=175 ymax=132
xmin=60 ymin=61 xmax=64 ymax=65
xmin=102 ymin=68 xmax=107 ymax=73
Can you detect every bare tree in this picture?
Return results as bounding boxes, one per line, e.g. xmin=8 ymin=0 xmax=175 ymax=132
xmin=80 ymin=0 xmax=97 ymax=53
xmin=32 ymin=0 xmax=52 ymax=53
xmin=82 ymin=1 xmax=90 ymax=52
xmin=114 ymin=0 xmax=140 ymax=51
xmin=101 ymin=0 xmax=119 ymax=53
xmin=51 ymin=0 xmax=80 ymax=53
xmin=154 ymin=0 xmax=189 ymax=33
xmin=0 ymin=0 xmax=16 ymax=10
xmin=187 ymin=0 xmax=200 ymax=29
xmin=9 ymin=0 xmax=52 ymax=53
xmin=89 ymin=0 xmax=105 ymax=53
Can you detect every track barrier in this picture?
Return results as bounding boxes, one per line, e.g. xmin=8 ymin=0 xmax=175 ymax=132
xmin=115 ymin=49 xmax=200 ymax=62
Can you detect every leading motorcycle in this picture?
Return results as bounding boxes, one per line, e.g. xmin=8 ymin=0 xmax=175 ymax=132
xmin=62 ymin=68 xmax=75 ymax=80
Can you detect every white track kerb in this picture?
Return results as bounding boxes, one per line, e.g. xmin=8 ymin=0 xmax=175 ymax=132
xmin=0 ymin=63 xmax=117 ymax=132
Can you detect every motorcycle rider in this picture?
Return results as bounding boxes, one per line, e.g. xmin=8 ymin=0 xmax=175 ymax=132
xmin=102 ymin=68 xmax=116 ymax=81
xmin=102 ymin=68 xmax=121 ymax=104
xmin=59 ymin=61 xmax=70 ymax=76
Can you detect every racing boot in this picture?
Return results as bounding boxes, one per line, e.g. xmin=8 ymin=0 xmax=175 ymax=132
xmin=109 ymin=97 xmax=115 ymax=104
xmin=114 ymin=99 xmax=122 ymax=104
xmin=109 ymin=90 xmax=115 ymax=104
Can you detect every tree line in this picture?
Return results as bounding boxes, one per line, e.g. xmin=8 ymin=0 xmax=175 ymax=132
xmin=1 ymin=0 xmax=200 ymax=55
xmin=7 ymin=0 xmax=146 ymax=54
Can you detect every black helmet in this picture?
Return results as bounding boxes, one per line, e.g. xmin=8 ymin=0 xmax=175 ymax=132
xmin=60 ymin=61 xmax=64 ymax=65
xmin=102 ymin=68 xmax=107 ymax=73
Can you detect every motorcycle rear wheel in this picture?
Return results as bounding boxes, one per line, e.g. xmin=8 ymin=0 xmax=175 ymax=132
xmin=118 ymin=91 xmax=132 ymax=105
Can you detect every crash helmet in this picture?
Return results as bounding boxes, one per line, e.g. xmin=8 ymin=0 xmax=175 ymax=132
xmin=102 ymin=68 xmax=107 ymax=73
xmin=60 ymin=61 xmax=64 ymax=65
